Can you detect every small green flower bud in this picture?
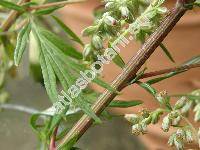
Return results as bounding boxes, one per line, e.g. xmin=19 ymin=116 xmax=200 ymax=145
xmin=104 ymin=16 xmax=117 ymax=26
xmin=162 ymin=115 xmax=171 ymax=132
xmin=119 ymin=6 xmax=129 ymax=18
xmin=157 ymin=7 xmax=168 ymax=14
xmin=174 ymin=136 xmax=184 ymax=150
xmin=82 ymin=26 xmax=98 ymax=36
xmin=169 ymin=111 xmax=179 ymax=119
xmin=140 ymin=122 xmax=147 ymax=133
xmin=181 ymin=101 xmax=192 ymax=114
xmin=105 ymin=2 xmax=114 ymax=9
xmin=172 ymin=116 xmax=181 ymax=126
xmin=194 ymin=103 xmax=200 ymax=122
xmin=92 ymin=35 xmax=103 ymax=50
xmin=151 ymin=109 xmax=164 ymax=124
xmin=124 ymin=114 xmax=140 ymax=125
xmin=174 ymin=97 xmax=187 ymax=110
xmin=156 ymin=90 xmax=168 ymax=104
xmin=168 ymin=134 xmax=175 ymax=146
xmin=132 ymin=124 xmax=142 ymax=136
xmin=140 ymin=108 xmax=150 ymax=118
xmin=185 ymin=129 xmax=193 ymax=143
xmin=176 ymin=129 xmax=185 ymax=140
xmin=83 ymin=44 xmax=92 ymax=60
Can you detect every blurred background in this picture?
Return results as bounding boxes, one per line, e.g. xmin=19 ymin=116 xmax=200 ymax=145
xmin=0 ymin=0 xmax=200 ymax=149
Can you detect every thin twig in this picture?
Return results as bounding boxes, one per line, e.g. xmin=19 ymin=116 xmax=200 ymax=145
xmin=0 ymin=0 xmax=30 ymax=31
xmin=140 ymin=63 xmax=200 ymax=79
xmin=58 ymin=1 xmax=194 ymax=148
xmin=50 ymin=126 xmax=59 ymax=150
xmin=0 ymin=103 xmax=40 ymax=114
xmin=28 ymin=0 xmax=86 ymax=11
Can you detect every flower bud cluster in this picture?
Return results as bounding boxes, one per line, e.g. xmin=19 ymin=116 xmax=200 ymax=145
xmin=176 ymin=89 xmax=200 ymax=122
xmin=125 ymin=108 xmax=164 ymax=136
xmin=168 ymin=128 xmax=194 ymax=150
xmin=161 ymin=110 xmax=181 ymax=132
xmin=81 ymin=0 xmax=167 ymax=62
xmin=129 ymin=1 xmax=168 ymax=42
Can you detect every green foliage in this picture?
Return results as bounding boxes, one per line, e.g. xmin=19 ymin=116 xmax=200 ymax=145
xmin=160 ymin=43 xmax=175 ymax=63
xmin=14 ymin=22 xmax=31 ymax=66
xmin=0 ymin=0 xmax=199 ymax=149
xmin=109 ymin=100 xmax=143 ymax=108
xmin=52 ymin=15 xmax=84 ymax=46
xmin=0 ymin=0 xmax=25 ymax=11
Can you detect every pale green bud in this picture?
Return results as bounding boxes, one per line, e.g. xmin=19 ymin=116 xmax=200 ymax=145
xmin=92 ymin=35 xmax=103 ymax=50
xmin=132 ymin=124 xmax=142 ymax=136
xmin=151 ymin=108 xmax=164 ymax=124
xmin=124 ymin=114 xmax=140 ymax=125
xmin=174 ymin=137 xmax=184 ymax=150
xmin=157 ymin=7 xmax=168 ymax=14
xmin=194 ymin=103 xmax=200 ymax=122
xmin=185 ymin=129 xmax=193 ymax=143
xmin=162 ymin=115 xmax=171 ymax=132
xmin=82 ymin=26 xmax=98 ymax=36
xmin=156 ymin=90 xmax=168 ymax=104
xmin=105 ymin=2 xmax=114 ymax=9
xmin=119 ymin=6 xmax=129 ymax=18
xmin=174 ymin=97 xmax=187 ymax=110
xmin=168 ymin=134 xmax=175 ymax=146
xmin=172 ymin=116 xmax=181 ymax=126
xmin=176 ymin=129 xmax=185 ymax=140
xmin=169 ymin=111 xmax=179 ymax=119
xmin=181 ymin=101 xmax=192 ymax=114
xmin=104 ymin=16 xmax=117 ymax=26
xmin=83 ymin=44 xmax=92 ymax=60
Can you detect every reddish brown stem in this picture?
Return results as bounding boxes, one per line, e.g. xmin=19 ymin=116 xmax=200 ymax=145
xmin=58 ymin=1 xmax=193 ymax=149
xmin=0 ymin=0 xmax=30 ymax=31
xmin=140 ymin=63 xmax=200 ymax=79
xmin=49 ymin=126 xmax=59 ymax=150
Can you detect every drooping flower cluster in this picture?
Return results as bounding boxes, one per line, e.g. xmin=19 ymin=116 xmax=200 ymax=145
xmin=125 ymin=108 xmax=164 ymax=135
xmin=81 ymin=0 xmax=167 ymax=62
xmin=168 ymin=128 xmax=194 ymax=150
xmin=125 ymin=89 xmax=200 ymax=150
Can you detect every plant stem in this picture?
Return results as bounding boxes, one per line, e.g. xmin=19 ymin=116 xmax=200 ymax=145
xmin=28 ymin=0 xmax=86 ymax=11
xmin=0 ymin=0 xmax=30 ymax=31
xmin=50 ymin=126 xmax=59 ymax=150
xmin=58 ymin=1 xmax=193 ymax=148
xmin=140 ymin=63 xmax=200 ymax=79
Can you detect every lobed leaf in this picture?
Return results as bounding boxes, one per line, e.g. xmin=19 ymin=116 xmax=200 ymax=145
xmin=14 ymin=22 xmax=31 ymax=66
xmin=52 ymin=15 xmax=84 ymax=46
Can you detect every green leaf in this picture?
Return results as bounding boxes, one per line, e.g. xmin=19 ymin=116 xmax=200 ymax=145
xmin=108 ymin=42 xmax=125 ymax=68
xmin=14 ymin=22 xmax=31 ymax=66
xmin=109 ymin=100 xmax=143 ymax=108
xmin=34 ymin=6 xmax=61 ymax=16
xmin=33 ymin=25 xmax=100 ymax=122
xmin=147 ymin=55 xmax=200 ymax=85
xmin=136 ymin=81 xmax=157 ymax=96
xmin=40 ymin=29 xmax=83 ymax=59
xmin=112 ymin=50 xmax=125 ymax=68
xmin=32 ymin=28 xmax=58 ymax=103
xmin=93 ymin=78 xmax=119 ymax=94
xmin=160 ymin=43 xmax=175 ymax=63
xmin=52 ymin=15 xmax=84 ymax=46
xmin=130 ymin=67 xmax=147 ymax=84
xmin=0 ymin=0 xmax=25 ymax=11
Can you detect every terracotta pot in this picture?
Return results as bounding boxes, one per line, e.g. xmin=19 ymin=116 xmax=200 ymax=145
xmin=58 ymin=1 xmax=200 ymax=149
